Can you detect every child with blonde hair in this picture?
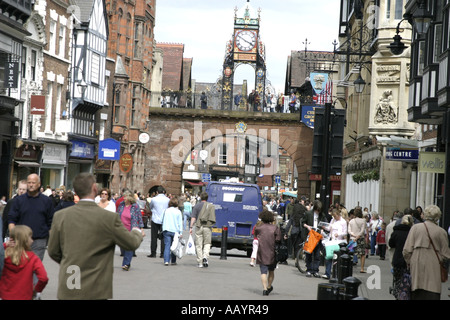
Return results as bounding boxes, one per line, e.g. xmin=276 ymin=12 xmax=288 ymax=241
xmin=0 ymin=225 xmax=48 ymax=300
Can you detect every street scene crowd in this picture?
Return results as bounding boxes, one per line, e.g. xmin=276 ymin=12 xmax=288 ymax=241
xmin=0 ymin=173 xmax=449 ymax=300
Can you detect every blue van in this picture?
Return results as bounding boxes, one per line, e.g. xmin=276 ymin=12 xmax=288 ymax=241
xmin=205 ymin=181 xmax=263 ymax=256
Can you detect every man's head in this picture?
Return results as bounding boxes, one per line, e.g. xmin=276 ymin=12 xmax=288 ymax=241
xmin=72 ymin=173 xmax=97 ymax=199
xmin=17 ymin=179 xmax=27 ymax=196
xmin=27 ymin=174 xmax=41 ymax=195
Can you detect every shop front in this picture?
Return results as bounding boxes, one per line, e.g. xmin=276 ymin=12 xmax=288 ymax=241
xmin=40 ymin=143 xmax=68 ymax=190
xmin=12 ymin=141 xmax=43 ymax=191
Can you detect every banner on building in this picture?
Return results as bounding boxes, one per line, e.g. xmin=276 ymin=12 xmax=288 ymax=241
xmin=418 ymin=152 xmax=445 ymax=174
xmin=4 ymin=62 xmax=19 ymax=89
xmin=98 ymin=138 xmax=120 ymax=160
xmin=386 ymin=148 xmax=419 ymax=162
xmin=30 ymin=95 xmax=46 ymax=115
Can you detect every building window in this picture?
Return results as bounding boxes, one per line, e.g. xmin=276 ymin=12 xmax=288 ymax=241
xmin=386 ymin=0 xmax=391 ymax=19
xmin=59 ymin=25 xmax=66 ymax=58
xmin=22 ymin=47 xmax=26 ymax=79
xmin=218 ymin=144 xmax=227 ymax=165
xmin=91 ymin=52 xmax=100 ymax=84
xmin=31 ymin=50 xmax=36 ymax=81
xmin=394 ymin=0 xmax=403 ymax=20
xmin=418 ymin=40 xmax=425 ymax=76
xmin=49 ymin=20 xmax=57 ymax=54
xmin=434 ymin=24 xmax=443 ymax=63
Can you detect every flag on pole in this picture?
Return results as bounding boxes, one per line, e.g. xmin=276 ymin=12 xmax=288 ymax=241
xmin=315 ymin=80 xmax=332 ymax=105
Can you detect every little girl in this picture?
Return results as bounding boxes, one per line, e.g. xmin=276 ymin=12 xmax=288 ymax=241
xmin=0 ymin=225 xmax=48 ymax=300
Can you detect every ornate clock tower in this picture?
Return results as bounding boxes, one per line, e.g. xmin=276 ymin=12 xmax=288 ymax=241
xmin=221 ymin=1 xmax=266 ymax=110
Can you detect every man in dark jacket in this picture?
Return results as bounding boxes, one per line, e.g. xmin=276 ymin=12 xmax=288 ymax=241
xmin=301 ymin=200 xmax=328 ymax=277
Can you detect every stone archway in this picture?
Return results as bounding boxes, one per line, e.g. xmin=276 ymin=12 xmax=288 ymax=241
xmin=144 ymin=108 xmax=313 ymax=197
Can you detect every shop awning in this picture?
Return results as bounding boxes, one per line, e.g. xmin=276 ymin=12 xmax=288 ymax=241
xmin=185 ymin=180 xmax=204 ymax=186
xmin=15 ymin=161 xmax=40 ymax=167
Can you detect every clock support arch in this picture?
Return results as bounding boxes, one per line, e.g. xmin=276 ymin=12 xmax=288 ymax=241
xmin=221 ymin=3 xmax=266 ymax=111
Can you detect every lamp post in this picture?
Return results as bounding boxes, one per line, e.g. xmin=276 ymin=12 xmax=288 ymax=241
xmin=353 ymin=74 xmax=366 ymax=94
xmin=388 ymin=0 xmax=431 ymax=55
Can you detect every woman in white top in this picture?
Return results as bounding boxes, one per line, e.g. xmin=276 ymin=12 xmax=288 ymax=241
xmin=348 ymin=207 xmax=367 ymax=273
xmin=98 ymin=188 xmax=116 ymax=212
xmin=369 ymin=212 xmax=382 ymax=256
xmin=323 ymin=209 xmax=348 ymax=279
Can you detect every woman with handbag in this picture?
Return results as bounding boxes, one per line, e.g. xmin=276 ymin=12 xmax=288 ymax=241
xmin=117 ymin=191 xmax=144 ymax=271
xmin=403 ymin=205 xmax=450 ymax=300
xmin=162 ymin=197 xmax=183 ymax=266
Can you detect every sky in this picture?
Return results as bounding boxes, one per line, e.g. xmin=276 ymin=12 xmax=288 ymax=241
xmin=153 ymin=0 xmax=341 ymax=93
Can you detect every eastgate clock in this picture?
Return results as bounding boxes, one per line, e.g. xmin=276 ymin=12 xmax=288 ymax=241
xmin=235 ymin=30 xmax=257 ymax=51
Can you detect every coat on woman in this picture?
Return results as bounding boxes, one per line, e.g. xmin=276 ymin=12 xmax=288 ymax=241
xmin=254 ymin=223 xmax=281 ymax=266
xmin=389 ymin=223 xmax=411 ymax=269
xmin=403 ymin=220 xmax=450 ymax=295
xmin=117 ymin=201 xmax=144 ymax=230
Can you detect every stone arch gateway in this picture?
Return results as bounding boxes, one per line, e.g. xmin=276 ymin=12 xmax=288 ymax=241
xmin=144 ymin=108 xmax=313 ymax=197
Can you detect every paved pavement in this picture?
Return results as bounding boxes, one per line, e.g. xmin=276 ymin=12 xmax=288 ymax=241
xmin=39 ymin=229 xmax=450 ymax=302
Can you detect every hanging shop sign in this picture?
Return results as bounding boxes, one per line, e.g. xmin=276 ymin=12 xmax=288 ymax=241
xmin=98 ymin=138 xmax=120 ymax=160
xmin=119 ymin=153 xmax=133 ymax=173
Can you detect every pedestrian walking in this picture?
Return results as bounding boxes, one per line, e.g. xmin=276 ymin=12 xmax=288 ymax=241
xmin=0 ymin=225 xmax=48 ymax=300
xmin=389 ymin=214 xmax=413 ymax=300
xmin=403 ymin=205 xmax=450 ymax=300
xmin=2 ymin=179 xmax=27 ymax=239
xmin=98 ymin=188 xmax=116 ymax=212
xmin=117 ymin=191 xmax=144 ymax=271
xmin=190 ymin=192 xmax=216 ymax=268
xmin=47 ymin=173 xmax=144 ymax=300
xmin=162 ymin=197 xmax=183 ymax=266
xmin=323 ymin=208 xmax=348 ymax=279
xmin=183 ymin=197 xmax=192 ymax=231
xmin=250 ymin=220 xmax=263 ymax=267
xmin=369 ymin=212 xmax=382 ymax=256
xmin=54 ymin=191 xmax=76 ymax=212
xmin=348 ymin=206 xmax=367 ymax=273
xmin=8 ymin=173 xmax=54 ymax=261
xmin=301 ymin=200 xmax=328 ymax=277
xmin=376 ymin=222 xmax=387 ymax=260
xmin=254 ymin=209 xmax=281 ymax=296
xmin=148 ymin=186 xmax=170 ymax=258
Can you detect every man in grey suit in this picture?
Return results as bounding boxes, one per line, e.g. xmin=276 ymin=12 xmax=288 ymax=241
xmin=48 ymin=173 xmax=144 ymax=300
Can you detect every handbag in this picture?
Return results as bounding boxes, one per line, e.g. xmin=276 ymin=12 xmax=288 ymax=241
xmin=275 ymin=243 xmax=288 ymax=263
xmin=424 ymin=223 xmax=448 ymax=283
xmin=303 ymin=229 xmax=323 ymax=254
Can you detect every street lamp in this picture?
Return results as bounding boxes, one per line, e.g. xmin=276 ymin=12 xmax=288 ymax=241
xmin=412 ymin=0 xmax=432 ymax=35
xmin=388 ymin=19 xmax=408 ymax=55
xmin=354 ymin=74 xmax=366 ymax=94
xmin=388 ymin=1 xmax=431 ymax=55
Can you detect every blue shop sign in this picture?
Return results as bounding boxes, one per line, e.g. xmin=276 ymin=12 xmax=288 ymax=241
xmin=386 ymin=148 xmax=419 ymax=162
xmin=301 ymin=105 xmax=322 ymax=129
xmin=70 ymin=140 xmax=95 ymax=159
xmin=99 ymin=138 xmax=120 ymax=160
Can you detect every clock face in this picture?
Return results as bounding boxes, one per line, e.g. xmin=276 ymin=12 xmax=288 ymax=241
xmin=235 ymin=30 xmax=257 ymax=51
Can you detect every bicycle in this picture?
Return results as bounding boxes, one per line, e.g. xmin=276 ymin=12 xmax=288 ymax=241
xmin=295 ymin=224 xmax=329 ymax=274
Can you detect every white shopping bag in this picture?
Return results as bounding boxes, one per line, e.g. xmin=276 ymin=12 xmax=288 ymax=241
xmin=170 ymin=232 xmax=179 ymax=252
xmin=185 ymin=234 xmax=196 ymax=255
